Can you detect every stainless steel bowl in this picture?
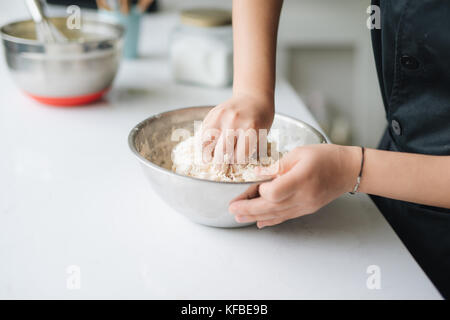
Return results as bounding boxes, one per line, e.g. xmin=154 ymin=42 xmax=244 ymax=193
xmin=129 ymin=106 xmax=327 ymax=228
xmin=0 ymin=17 xmax=124 ymax=106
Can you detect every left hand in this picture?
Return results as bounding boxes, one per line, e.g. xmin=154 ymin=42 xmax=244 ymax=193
xmin=228 ymin=144 xmax=362 ymax=228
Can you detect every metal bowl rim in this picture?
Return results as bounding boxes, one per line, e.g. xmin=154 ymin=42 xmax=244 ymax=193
xmin=0 ymin=17 xmax=125 ymax=45
xmin=128 ymin=105 xmax=328 ymax=185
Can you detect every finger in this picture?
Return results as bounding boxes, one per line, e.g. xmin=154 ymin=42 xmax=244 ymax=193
xmin=202 ymin=139 xmax=217 ymax=164
xmin=247 ymin=129 xmax=258 ymax=162
xmin=201 ymin=104 xmax=224 ymax=130
xmin=256 ymin=205 xmax=305 ymax=224
xmin=229 ymin=195 xmax=295 ymax=216
xmin=234 ymin=203 xmax=304 ymax=223
xmin=257 ymin=131 xmax=270 ymax=161
xmin=229 ymin=183 xmax=260 ymax=203
xmin=257 ymin=217 xmax=286 ymax=229
xmin=258 ymin=159 xmax=304 ymax=203
xmin=201 ymin=128 xmax=220 ymax=164
xmin=224 ymin=129 xmax=238 ymax=164
xmin=255 ymin=147 xmax=299 ymax=177
xmin=200 ymin=125 xmax=220 ymax=147
xmin=214 ymin=130 xmax=237 ymax=164
xmin=256 ymin=208 xmax=300 ymax=229
xmin=275 ymin=149 xmax=301 ymax=174
xmin=235 ymin=132 xmax=247 ymax=165
xmin=213 ymin=134 xmax=225 ymax=164
xmin=212 ymin=133 xmax=232 ymax=164
xmin=235 ymin=212 xmax=279 ymax=223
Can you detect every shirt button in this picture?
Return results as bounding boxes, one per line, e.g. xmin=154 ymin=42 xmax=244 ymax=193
xmin=391 ymin=119 xmax=402 ymax=136
xmin=400 ymin=55 xmax=420 ymax=70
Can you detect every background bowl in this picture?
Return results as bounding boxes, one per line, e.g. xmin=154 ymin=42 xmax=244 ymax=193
xmin=0 ymin=17 xmax=124 ymax=106
xmin=129 ymin=106 xmax=328 ymax=228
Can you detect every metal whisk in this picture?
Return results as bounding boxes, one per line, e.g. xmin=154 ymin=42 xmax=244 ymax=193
xmin=25 ymin=0 xmax=67 ymax=43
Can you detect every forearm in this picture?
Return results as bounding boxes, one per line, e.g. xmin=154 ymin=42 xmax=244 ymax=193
xmin=232 ymin=0 xmax=283 ymax=101
xmin=345 ymin=147 xmax=450 ymax=209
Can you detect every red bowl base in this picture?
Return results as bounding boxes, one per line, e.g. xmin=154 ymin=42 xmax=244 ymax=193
xmin=25 ymin=88 xmax=110 ymax=107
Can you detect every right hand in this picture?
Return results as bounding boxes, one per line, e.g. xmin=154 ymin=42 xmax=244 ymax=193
xmin=201 ymin=92 xmax=275 ymax=164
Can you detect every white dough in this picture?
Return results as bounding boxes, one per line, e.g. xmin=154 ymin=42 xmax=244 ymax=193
xmin=171 ymin=136 xmax=281 ymax=182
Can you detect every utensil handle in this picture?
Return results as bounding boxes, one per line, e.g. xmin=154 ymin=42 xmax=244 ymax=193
xmin=25 ymin=0 xmax=46 ymax=23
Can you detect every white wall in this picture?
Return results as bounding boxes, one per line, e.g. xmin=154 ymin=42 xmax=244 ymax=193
xmin=38 ymin=0 xmax=386 ymax=147
xmin=162 ymin=0 xmax=388 ymax=147
xmin=277 ymin=0 xmax=386 ymax=147
xmin=288 ymin=46 xmax=355 ymax=143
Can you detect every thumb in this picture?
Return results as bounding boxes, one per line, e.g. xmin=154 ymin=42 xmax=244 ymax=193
xmin=255 ymin=150 xmax=299 ymax=177
xmin=257 ymin=150 xmax=302 ymax=203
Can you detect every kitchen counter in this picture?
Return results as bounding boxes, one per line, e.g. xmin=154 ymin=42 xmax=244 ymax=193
xmin=0 ymin=4 xmax=441 ymax=299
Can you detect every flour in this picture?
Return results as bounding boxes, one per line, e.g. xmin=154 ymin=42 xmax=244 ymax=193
xmin=138 ymin=113 xmax=324 ymax=183
xmin=171 ymin=135 xmax=281 ymax=182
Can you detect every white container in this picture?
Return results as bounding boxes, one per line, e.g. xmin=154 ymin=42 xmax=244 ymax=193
xmin=169 ymin=8 xmax=233 ymax=87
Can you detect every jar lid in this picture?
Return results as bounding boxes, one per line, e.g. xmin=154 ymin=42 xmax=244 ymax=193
xmin=180 ymin=8 xmax=232 ymax=27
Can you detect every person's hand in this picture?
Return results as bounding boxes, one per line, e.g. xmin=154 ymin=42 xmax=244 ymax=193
xmin=228 ymin=144 xmax=362 ymax=228
xmin=201 ymin=93 xmax=274 ymax=164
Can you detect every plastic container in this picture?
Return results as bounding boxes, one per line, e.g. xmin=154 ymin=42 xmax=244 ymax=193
xmin=98 ymin=6 xmax=142 ymax=59
xmin=170 ymin=8 xmax=233 ymax=87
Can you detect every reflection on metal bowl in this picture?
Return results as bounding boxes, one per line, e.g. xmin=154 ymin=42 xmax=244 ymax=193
xmin=128 ymin=106 xmax=328 ymax=228
xmin=0 ymin=17 xmax=124 ymax=106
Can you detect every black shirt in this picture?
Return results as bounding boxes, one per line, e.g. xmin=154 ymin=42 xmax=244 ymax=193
xmin=371 ymin=0 xmax=450 ymax=155
xmin=370 ymin=0 xmax=450 ymax=299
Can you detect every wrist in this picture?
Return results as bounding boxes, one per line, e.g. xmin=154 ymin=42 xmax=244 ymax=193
xmin=232 ymin=87 xmax=274 ymax=108
xmin=340 ymin=145 xmax=364 ymax=193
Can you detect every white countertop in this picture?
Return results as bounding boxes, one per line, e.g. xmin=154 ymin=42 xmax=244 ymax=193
xmin=0 ymin=4 xmax=441 ymax=299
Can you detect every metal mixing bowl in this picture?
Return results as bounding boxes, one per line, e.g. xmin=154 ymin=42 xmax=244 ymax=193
xmin=129 ymin=106 xmax=328 ymax=228
xmin=0 ymin=17 xmax=124 ymax=106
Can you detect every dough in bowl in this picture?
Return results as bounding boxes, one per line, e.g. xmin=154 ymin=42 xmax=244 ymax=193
xmin=171 ymin=136 xmax=282 ymax=182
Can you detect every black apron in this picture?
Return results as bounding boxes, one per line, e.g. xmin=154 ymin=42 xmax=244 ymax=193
xmin=370 ymin=0 xmax=450 ymax=298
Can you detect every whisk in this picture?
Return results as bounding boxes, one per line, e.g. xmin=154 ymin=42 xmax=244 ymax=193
xmin=25 ymin=0 xmax=67 ymax=43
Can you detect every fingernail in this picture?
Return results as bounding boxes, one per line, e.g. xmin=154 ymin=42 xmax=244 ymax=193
xmin=235 ymin=216 xmax=247 ymax=222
